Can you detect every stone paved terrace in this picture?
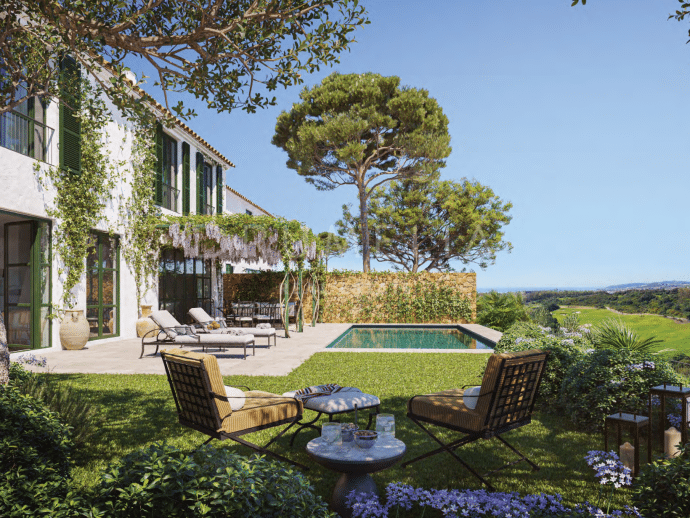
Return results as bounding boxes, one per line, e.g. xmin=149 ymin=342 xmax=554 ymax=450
xmin=12 ymin=323 xmax=497 ymax=377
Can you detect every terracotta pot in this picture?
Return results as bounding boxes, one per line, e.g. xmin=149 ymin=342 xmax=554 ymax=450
xmin=136 ymin=305 xmax=157 ymax=338
xmin=60 ymin=310 xmax=90 ymax=350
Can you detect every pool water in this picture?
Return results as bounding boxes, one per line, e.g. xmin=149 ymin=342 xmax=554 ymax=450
xmin=326 ymin=325 xmax=494 ymax=350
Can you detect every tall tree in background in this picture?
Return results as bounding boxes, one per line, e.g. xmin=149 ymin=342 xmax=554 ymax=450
xmin=0 ymin=1 xmax=368 ymax=118
xmin=337 ymin=178 xmax=513 ymax=272
xmin=317 ymin=231 xmax=349 ymax=271
xmin=272 ymin=72 xmax=451 ymax=272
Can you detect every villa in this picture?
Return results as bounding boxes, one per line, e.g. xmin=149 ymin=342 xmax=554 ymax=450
xmin=0 ymin=64 xmax=271 ymax=354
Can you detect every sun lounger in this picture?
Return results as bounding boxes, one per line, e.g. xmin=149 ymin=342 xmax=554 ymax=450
xmin=139 ymin=309 xmax=255 ymax=359
xmin=188 ymin=307 xmax=277 ymax=346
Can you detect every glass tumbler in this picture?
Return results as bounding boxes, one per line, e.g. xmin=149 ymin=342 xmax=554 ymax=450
xmin=376 ymin=414 xmax=395 ymax=438
xmin=321 ymin=422 xmax=342 ymax=445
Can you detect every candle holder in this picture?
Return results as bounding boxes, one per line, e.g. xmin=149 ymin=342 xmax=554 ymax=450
xmin=648 ymin=384 xmax=690 ymax=456
xmin=604 ymin=412 xmax=650 ymax=477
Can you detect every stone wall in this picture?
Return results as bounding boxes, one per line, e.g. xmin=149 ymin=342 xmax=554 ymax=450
xmin=223 ymin=271 xmax=476 ymax=324
xmin=321 ymin=272 xmax=476 ymax=324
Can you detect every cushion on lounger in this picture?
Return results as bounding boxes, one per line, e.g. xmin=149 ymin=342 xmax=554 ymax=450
xmin=223 ymin=385 xmax=246 ymax=411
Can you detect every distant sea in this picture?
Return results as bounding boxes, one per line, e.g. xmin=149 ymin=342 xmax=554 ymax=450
xmin=478 ymin=287 xmax=601 ymax=293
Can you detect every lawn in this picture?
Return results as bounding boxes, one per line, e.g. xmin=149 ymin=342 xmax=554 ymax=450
xmin=556 ymin=306 xmax=690 ymax=355
xmin=51 ymin=352 xmax=632 ymax=511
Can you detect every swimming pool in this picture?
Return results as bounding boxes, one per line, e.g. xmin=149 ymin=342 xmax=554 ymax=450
xmin=326 ymin=325 xmax=495 ymax=350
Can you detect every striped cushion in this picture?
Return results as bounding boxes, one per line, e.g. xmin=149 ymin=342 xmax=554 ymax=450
xmin=408 ymin=389 xmax=484 ymax=432
xmin=222 ymin=391 xmax=302 ymax=434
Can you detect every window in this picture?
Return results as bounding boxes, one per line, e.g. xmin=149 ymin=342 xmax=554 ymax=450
xmin=158 ymin=248 xmax=212 ymax=323
xmin=155 ymin=125 xmax=179 ymax=211
xmin=59 ymin=56 xmax=81 ymax=174
xmin=225 ymin=264 xmax=233 ymax=274
xmin=245 ymin=209 xmax=253 ymax=215
xmin=216 ymin=165 xmax=223 ymax=214
xmin=196 ymin=152 xmax=215 ymax=215
xmin=0 ymin=92 xmax=52 ymax=162
xmin=182 ymin=142 xmax=190 ymax=215
xmin=86 ymin=232 xmax=119 ymax=339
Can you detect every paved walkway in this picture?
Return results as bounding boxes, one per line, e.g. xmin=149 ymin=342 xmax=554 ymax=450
xmin=14 ymin=323 xmax=496 ymax=377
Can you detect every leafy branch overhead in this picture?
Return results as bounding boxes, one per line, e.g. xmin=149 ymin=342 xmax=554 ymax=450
xmin=0 ymin=0 xmax=369 ymax=118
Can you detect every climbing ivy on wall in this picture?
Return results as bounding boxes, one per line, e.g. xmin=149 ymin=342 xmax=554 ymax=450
xmin=38 ymin=80 xmax=122 ymax=309
xmin=321 ymin=272 xmax=474 ymax=324
xmin=119 ymin=123 xmax=163 ymax=308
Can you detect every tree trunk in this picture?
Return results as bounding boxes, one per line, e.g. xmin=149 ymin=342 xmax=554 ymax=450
xmin=0 ymin=313 xmax=9 ymax=385
xmin=412 ymin=225 xmax=419 ymax=273
xmin=359 ymin=185 xmax=370 ymax=272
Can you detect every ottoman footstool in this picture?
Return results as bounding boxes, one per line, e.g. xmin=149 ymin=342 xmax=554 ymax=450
xmin=282 ymin=387 xmax=381 ymax=446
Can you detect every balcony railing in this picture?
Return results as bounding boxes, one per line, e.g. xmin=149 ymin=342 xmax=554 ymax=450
xmin=0 ymin=109 xmax=54 ymax=162
xmin=160 ymin=183 xmax=180 ymax=212
xmin=202 ymin=203 xmax=215 ymax=215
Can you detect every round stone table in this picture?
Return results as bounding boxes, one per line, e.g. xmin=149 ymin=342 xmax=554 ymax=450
xmin=306 ymin=436 xmax=406 ymax=518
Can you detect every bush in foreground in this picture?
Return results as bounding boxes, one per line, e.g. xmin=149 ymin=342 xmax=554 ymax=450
xmin=633 ymin=444 xmax=690 ymax=518
xmin=96 ymin=443 xmax=335 ymax=518
xmin=0 ymin=384 xmax=74 ymax=517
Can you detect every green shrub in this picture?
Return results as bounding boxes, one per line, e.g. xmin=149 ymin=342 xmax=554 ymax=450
xmin=529 ymin=305 xmax=560 ymax=332
xmin=95 ymin=443 xmax=336 ymax=518
xmin=592 ymin=318 xmax=663 ymax=352
xmin=561 ymin=313 xmax=580 ymax=333
xmin=18 ymin=375 xmax=103 ymax=448
xmin=476 ymin=291 xmax=530 ymax=332
xmin=633 ymin=444 xmax=690 ymax=518
xmin=0 ymin=385 xmax=74 ymax=517
xmin=561 ymin=349 xmax=683 ymax=431
xmin=495 ymin=322 xmax=585 ymax=409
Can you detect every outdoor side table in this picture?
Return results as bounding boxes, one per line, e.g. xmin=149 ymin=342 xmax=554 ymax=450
xmin=604 ymin=412 xmax=649 ymax=476
xmin=648 ymin=384 xmax=690 ymax=455
xmin=307 ymin=436 xmax=406 ymax=518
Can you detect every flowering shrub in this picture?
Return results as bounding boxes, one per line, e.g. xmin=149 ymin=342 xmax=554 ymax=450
xmin=346 ymin=482 xmax=639 ymax=518
xmin=561 ymin=349 xmax=683 ymax=431
xmin=494 ymin=322 xmax=586 ymax=409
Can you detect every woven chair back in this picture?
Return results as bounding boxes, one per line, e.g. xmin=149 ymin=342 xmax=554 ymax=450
xmin=161 ymin=351 xmax=223 ymax=435
xmin=481 ymin=350 xmax=547 ymax=432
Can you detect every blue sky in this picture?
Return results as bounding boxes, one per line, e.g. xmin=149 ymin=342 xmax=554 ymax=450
xmin=130 ymin=0 xmax=690 ymax=290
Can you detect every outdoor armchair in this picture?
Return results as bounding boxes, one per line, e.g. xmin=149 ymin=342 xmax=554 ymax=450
xmin=161 ymin=348 xmax=306 ymax=469
xmin=404 ymin=349 xmax=549 ymax=490
xmin=188 ymin=307 xmax=277 ymax=346
xmin=139 ymin=310 xmax=255 ymax=359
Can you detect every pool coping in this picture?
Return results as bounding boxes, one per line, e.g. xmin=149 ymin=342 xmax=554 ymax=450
xmin=324 ymin=323 xmax=499 ymax=353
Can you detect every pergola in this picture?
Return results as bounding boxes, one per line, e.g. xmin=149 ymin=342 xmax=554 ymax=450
xmin=158 ymin=214 xmax=322 ymax=336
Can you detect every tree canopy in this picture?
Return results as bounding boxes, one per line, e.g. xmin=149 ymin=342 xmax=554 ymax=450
xmin=317 ymin=231 xmax=349 ymax=270
xmin=272 ymin=72 xmax=451 ymax=271
xmin=337 ymin=178 xmax=512 ymax=272
xmin=1 ymin=1 xmax=368 ymax=119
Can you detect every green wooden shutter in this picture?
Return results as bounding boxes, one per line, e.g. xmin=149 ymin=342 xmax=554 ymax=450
xmin=182 ymin=142 xmax=190 ymax=215
xmin=216 ymin=165 xmax=223 ymax=214
xmin=196 ymin=152 xmax=204 ymax=214
xmin=59 ymin=56 xmax=81 ymax=175
xmin=154 ymin=124 xmax=164 ymax=205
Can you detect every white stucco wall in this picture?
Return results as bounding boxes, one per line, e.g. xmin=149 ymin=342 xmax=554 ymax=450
xmin=1 ymin=70 xmax=231 ymax=351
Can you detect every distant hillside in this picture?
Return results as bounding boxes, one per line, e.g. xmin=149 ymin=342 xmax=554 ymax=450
xmin=525 ymin=287 xmax=690 ymax=320
xmin=604 ymin=281 xmax=690 ymax=291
